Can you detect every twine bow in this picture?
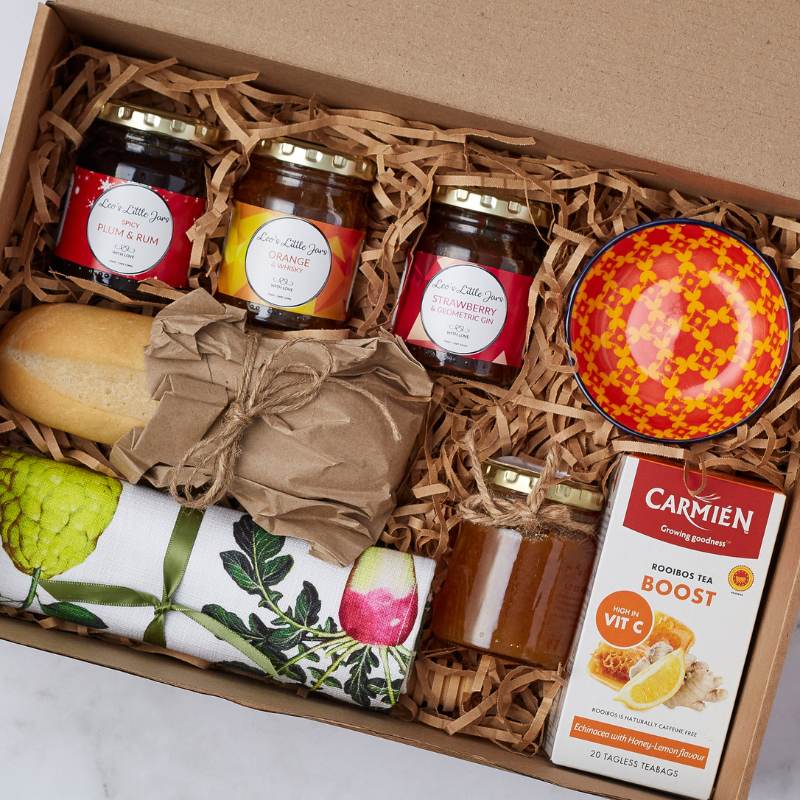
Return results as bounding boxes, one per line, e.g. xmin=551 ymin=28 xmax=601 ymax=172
xmin=459 ymin=433 xmax=597 ymax=537
xmin=169 ymin=333 xmax=400 ymax=509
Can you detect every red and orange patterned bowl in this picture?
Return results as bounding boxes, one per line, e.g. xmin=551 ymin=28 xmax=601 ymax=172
xmin=566 ymin=219 xmax=791 ymax=444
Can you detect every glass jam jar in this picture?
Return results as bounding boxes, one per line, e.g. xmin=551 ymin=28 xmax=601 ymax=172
xmin=52 ymin=101 xmax=217 ymax=299
xmin=217 ymin=138 xmax=374 ymax=330
xmin=432 ymin=457 xmax=602 ymax=669
xmin=392 ymin=187 xmax=551 ymax=386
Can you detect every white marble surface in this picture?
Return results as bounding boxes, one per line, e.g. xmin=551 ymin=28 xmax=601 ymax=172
xmin=0 ymin=2 xmax=799 ymax=798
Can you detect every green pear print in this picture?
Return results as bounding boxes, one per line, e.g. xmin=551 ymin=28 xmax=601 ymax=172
xmin=0 ymin=450 xmax=121 ymax=620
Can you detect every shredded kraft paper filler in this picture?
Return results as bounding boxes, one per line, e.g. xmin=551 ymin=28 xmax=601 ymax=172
xmin=1 ymin=43 xmax=800 ymax=753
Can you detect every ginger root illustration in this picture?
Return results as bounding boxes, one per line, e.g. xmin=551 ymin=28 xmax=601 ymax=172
xmin=631 ymin=643 xmax=728 ymax=711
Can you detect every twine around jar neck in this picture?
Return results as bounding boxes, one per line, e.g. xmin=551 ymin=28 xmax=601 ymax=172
xmin=458 ymin=435 xmax=599 ymax=538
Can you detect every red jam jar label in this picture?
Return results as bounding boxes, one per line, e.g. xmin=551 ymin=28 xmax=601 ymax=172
xmin=54 ymin=166 xmax=206 ymax=287
xmin=393 ymin=252 xmax=533 ymax=366
xmin=219 ymin=201 xmax=366 ymax=321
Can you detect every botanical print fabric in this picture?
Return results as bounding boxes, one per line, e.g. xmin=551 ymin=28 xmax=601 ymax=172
xmin=0 ymin=452 xmax=435 ymax=709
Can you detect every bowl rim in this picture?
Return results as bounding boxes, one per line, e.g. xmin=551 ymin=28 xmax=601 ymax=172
xmin=564 ymin=217 xmax=793 ymax=445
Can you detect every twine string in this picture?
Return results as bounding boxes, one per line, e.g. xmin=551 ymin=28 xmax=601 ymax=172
xmin=458 ymin=431 xmax=597 ymax=537
xmin=683 ymin=449 xmax=709 ymax=497
xmin=169 ymin=334 xmax=401 ymax=508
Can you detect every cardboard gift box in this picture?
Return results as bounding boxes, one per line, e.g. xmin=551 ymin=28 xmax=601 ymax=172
xmin=2 ymin=2 xmax=800 ymax=798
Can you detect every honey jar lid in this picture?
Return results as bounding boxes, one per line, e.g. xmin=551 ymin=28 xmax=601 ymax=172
xmin=433 ymin=186 xmax=551 ymax=228
xmin=484 ymin=456 xmax=603 ymax=511
xmin=254 ymin=138 xmax=376 ymax=180
xmin=99 ymin=101 xmax=219 ymax=145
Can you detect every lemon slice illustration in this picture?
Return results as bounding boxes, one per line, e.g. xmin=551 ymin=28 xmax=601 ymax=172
xmin=614 ymin=649 xmax=686 ymax=711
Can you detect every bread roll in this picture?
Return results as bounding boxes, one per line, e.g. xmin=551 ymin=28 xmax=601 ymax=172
xmin=0 ymin=304 xmax=156 ymax=444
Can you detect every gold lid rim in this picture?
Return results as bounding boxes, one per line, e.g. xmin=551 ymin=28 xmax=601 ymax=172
xmin=254 ymin=137 xmax=376 ymax=180
xmin=99 ymin=101 xmax=219 ymax=145
xmin=483 ymin=456 xmax=603 ymax=511
xmin=433 ymin=185 xmax=551 ymax=227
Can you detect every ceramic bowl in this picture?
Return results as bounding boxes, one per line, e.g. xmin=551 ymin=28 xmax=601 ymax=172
xmin=566 ymin=219 xmax=791 ymax=444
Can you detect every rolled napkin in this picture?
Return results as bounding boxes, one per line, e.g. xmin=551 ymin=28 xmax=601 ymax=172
xmin=0 ymin=450 xmax=435 ymax=709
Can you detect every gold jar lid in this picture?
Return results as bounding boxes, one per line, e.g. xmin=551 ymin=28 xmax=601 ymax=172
xmin=484 ymin=457 xmax=603 ymax=512
xmin=99 ymin=101 xmax=219 ymax=145
xmin=254 ymin=138 xmax=376 ymax=180
xmin=433 ymin=186 xmax=551 ymax=228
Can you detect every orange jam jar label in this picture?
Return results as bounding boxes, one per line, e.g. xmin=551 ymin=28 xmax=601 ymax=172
xmin=219 ymin=201 xmax=365 ymax=321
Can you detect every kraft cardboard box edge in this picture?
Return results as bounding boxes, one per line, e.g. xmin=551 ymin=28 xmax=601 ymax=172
xmin=49 ymin=0 xmax=800 ymax=208
xmin=0 ymin=6 xmax=69 ymax=251
xmin=47 ymin=3 xmax=800 ymax=218
xmin=0 ymin=5 xmax=799 ymax=800
xmin=0 ymin=614 xmax=664 ymax=800
xmin=713 ymin=489 xmax=800 ymax=799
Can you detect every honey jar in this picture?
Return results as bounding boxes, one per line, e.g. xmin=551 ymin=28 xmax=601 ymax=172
xmin=392 ymin=187 xmax=551 ymax=386
xmin=53 ymin=101 xmax=217 ymax=299
xmin=432 ymin=457 xmax=602 ymax=669
xmin=218 ymin=138 xmax=374 ymax=330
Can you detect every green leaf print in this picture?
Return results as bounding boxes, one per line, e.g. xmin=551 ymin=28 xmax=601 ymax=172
xmin=322 ymin=617 xmax=339 ymax=634
xmin=220 ymin=551 xmax=260 ymax=595
xmin=201 ymin=603 xmax=306 ymax=681
xmin=264 ymin=624 xmax=303 ymax=650
xmin=308 ymin=667 xmax=342 ymax=690
xmin=344 ymin=647 xmax=380 ymax=708
xmin=39 ymin=601 xmax=108 ymax=629
xmin=293 ymin=581 xmax=321 ymax=627
xmin=208 ymin=516 xmax=419 ymax=707
xmin=202 ymin=604 xmax=251 ymax=637
xmin=368 ymin=677 xmax=405 ymax=706
xmin=233 ymin=515 xmax=284 ymax=567
xmin=257 ymin=554 xmax=292 ymax=587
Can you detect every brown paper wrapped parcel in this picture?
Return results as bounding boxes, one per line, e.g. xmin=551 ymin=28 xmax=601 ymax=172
xmin=110 ymin=290 xmax=432 ymax=565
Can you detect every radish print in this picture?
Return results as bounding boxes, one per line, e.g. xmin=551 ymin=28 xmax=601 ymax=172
xmin=208 ymin=516 xmax=420 ymax=707
xmin=339 ymin=548 xmax=418 ymax=646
